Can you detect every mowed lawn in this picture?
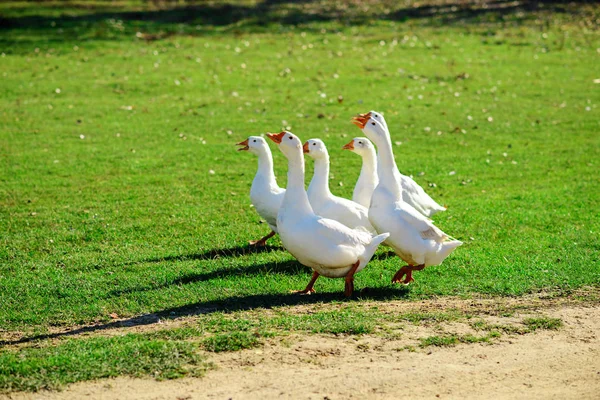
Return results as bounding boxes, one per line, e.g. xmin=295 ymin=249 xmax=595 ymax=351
xmin=1 ymin=0 xmax=599 ymax=392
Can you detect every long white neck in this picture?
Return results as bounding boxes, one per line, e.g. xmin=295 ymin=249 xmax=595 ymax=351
xmin=308 ymin=154 xmax=332 ymax=200
xmin=358 ymin=148 xmax=378 ymax=187
xmin=255 ymin=148 xmax=278 ymax=187
xmin=372 ymin=132 xmax=402 ymax=198
xmin=283 ymin=150 xmax=314 ymax=216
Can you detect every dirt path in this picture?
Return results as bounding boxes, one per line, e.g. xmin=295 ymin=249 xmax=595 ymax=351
xmin=5 ymin=294 xmax=600 ymax=400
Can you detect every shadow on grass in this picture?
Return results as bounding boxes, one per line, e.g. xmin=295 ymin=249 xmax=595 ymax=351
xmin=0 ymin=0 xmax=591 ymax=39
xmin=132 ymin=244 xmax=283 ymax=264
xmin=109 ymin=258 xmax=306 ymax=297
xmin=1 ymin=285 xmax=410 ymax=346
xmin=111 ymin=246 xmax=399 ymax=298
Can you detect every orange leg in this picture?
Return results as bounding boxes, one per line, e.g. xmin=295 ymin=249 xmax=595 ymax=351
xmin=344 ymin=260 xmax=361 ymax=297
xmin=392 ymin=264 xmax=425 ymax=284
xmin=249 ymin=230 xmax=276 ymax=247
xmin=294 ymin=271 xmax=320 ymax=295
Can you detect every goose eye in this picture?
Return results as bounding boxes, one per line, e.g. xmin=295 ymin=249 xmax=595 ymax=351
xmin=288 ymin=136 xmax=293 ymax=140
xmin=358 ymin=141 xmax=363 ymax=144
xmin=371 ymin=122 xmax=376 ymax=126
xmin=253 ymin=140 xmax=256 ymax=142
xmin=312 ymin=143 xmax=316 ymax=146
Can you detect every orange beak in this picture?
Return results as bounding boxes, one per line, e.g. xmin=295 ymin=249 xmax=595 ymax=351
xmin=236 ymin=139 xmax=249 ymax=151
xmin=267 ymin=131 xmax=286 ymax=144
xmin=303 ymin=141 xmax=310 ymax=153
xmin=342 ymin=140 xmax=354 ymax=150
xmin=351 ymin=112 xmax=371 ymax=129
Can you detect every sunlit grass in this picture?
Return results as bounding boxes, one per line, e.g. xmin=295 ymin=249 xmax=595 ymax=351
xmin=1 ymin=0 xmax=599 ymax=331
xmin=0 ymin=0 xmax=599 ymax=391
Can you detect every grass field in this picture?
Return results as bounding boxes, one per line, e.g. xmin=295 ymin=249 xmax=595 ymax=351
xmin=1 ymin=0 xmax=599 ymax=393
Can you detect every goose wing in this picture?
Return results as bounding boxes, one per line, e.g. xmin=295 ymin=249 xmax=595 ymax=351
xmin=394 ymin=202 xmax=448 ymax=242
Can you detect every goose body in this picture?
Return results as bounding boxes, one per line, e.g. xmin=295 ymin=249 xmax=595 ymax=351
xmin=344 ymin=136 xmax=445 ymax=217
xmin=267 ymin=131 xmax=389 ymax=296
xmin=369 ymin=112 xmax=446 ymax=217
xmin=237 ymin=136 xmax=285 ymax=246
xmin=352 ymin=113 xmax=462 ymax=283
xmin=304 ymin=139 xmax=376 ymax=234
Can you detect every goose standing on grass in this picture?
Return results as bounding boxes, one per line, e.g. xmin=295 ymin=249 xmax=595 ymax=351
xmin=367 ymin=111 xmax=446 ymax=217
xmin=351 ymin=113 xmax=462 ymax=284
xmin=304 ymin=138 xmax=375 ymax=233
xmin=236 ymin=136 xmax=285 ymax=246
xmin=266 ymin=131 xmax=389 ymax=297
xmin=342 ymin=137 xmax=378 ymax=209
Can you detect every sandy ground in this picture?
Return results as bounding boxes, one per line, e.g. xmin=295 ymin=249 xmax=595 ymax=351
xmin=4 ymin=295 xmax=600 ymax=400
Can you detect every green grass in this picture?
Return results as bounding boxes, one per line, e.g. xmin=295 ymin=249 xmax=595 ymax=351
xmin=0 ymin=335 xmax=210 ymax=392
xmin=418 ymin=331 xmax=500 ymax=348
xmin=202 ymin=331 xmax=264 ymax=352
xmin=1 ymin=0 xmax=599 ymax=392
xmin=395 ymin=310 xmax=464 ymax=324
xmin=522 ymin=316 xmax=563 ymax=331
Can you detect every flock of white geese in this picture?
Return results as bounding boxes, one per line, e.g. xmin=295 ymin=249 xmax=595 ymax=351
xmin=236 ymin=111 xmax=462 ymax=297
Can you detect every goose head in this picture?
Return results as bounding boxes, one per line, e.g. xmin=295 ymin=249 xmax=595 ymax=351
xmin=267 ymin=131 xmax=303 ymax=160
xmin=369 ymin=110 xmax=388 ymax=133
xmin=303 ymin=139 xmax=328 ymax=160
xmin=236 ymin=135 xmax=269 ymax=155
xmin=351 ymin=112 xmax=388 ymax=144
xmin=342 ymin=137 xmax=375 ymax=157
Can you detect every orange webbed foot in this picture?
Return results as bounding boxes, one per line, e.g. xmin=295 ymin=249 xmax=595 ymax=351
xmin=392 ymin=266 xmax=414 ymax=285
xmin=248 ymin=239 xmax=266 ymax=247
xmin=293 ymin=271 xmax=319 ymax=295
xmin=292 ymin=288 xmax=316 ymax=295
xmin=249 ymin=230 xmax=276 ymax=247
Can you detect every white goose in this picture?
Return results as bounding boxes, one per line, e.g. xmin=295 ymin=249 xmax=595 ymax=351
xmin=266 ymin=131 xmax=389 ymax=297
xmin=304 ymin=138 xmax=375 ymax=233
xmin=351 ymin=113 xmax=462 ymax=284
xmin=342 ymin=137 xmax=378 ymax=209
xmin=236 ymin=136 xmax=285 ymax=246
xmin=367 ymin=111 xmax=446 ymax=217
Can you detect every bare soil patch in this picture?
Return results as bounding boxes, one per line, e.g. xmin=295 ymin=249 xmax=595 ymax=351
xmin=3 ymin=290 xmax=600 ymax=400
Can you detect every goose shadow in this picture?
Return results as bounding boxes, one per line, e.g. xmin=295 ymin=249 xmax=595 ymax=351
xmin=2 ymin=285 xmax=410 ymax=346
xmin=127 ymin=244 xmax=283 ymax=265
xmin=111 ymin=245 xmax=400 ymax=298
xmin=108 ymin=258 xmax=306 ymax=298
